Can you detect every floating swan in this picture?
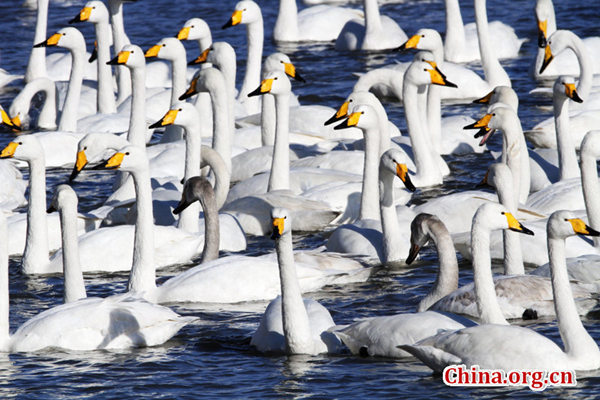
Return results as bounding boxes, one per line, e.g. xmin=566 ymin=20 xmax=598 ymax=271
xmin=401 ymin=210 xmax=600 ymax=372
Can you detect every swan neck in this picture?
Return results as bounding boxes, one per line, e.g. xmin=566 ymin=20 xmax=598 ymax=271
xmin=364 ymin=0 xmax=383 ymax=33
xmin=94 ymin=21 xmax=117 ymax=114
xmin=427 ymin=85 xmax=442 ymax=155
xmin=171 ymin=56 xmax=187 ymax=105
xmin=58 ymin=45 xmax=85 ymax=132
xmin=500 ymin=118 xmax=528 ymax=204
xmin=274 ymin=0 xmax=298 ymax=42
xmin=359 ymin=125 xmax=381 ymax=221
xmin=379 ymin=169 xmax=404 ymax=264
xmin=580 ymin=150 xmax=600 ymax=248
xmin=200 ymin=145 xmax=230 ymax=210
xmin=206 ymin=74 xmax=232 ymax=174
xmin=177 ymin=120 xmax=202 ymax=233
xmin=554 ymin=95 xmax=579 ymax=181
xmin=239 ymin=20 xmax=263 ymax=114
xmin=268 ymin=93 xmax=290 ymax=192
xmin=475 ymin=0 xmax=511 ymax=87
xmin=59 ymin=202 xmax=87 ymax=303
xmin=108 ymin=0 xmax=132 ymax=104
xmin=569 ymin=35 xmax=592 ymax=100
xmin=276 ymin=232 xmax=314 ymax=355
xmin=471 ymin=221 xmax=509 ymax=325
xmin=443 ymin=0 xmax=466 ymax=61
xmin=261 ymin=95 xmax=276 ymax=146
xmin=0 ymin=215 xmax=9 ymax=346
xmin=25 ymin=0 xmax=49 ymax=82
xmin=199 ymin=190 xmax=220 ymax=264
xmin=128 ymin=66 xmax=148 ymax=147
xmin=22 ymin=156 xmax=49 ymax=274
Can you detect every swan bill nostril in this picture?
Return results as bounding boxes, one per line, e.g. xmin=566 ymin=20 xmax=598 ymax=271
xmin=36 ymin=33 xmax=62 ymax=48
xmin=177 ymin=27 xmax=190 ymax=40
xmin=222 ymin=10 xmax=243 ymax=29
xmin=0 ymin=142 xmax=19 ymax=158
xmin=398 ymin=34 xmax=420 ymax=52
xmin=145 ymin=45 xmax=161 ymax=58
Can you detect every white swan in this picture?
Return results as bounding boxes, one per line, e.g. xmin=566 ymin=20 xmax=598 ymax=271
xmin=327 ymin=214 xmax=476 ymax=358
xmin=177 ymin=18 xmax=212 ymax=55
xmin=0 ymin=189 xmax=197 ymax=352
xmin=432 ymin=203 xmax=596 ymax=319
xmin=8 ymin=77 xmax=58 ymax=130
xmin=443 ymin=0 xmax=525 ymax=63
xmin=250 ymin=208 xmax=342 ymax=355
xmin=334 ymin=0 xmax=406 ymax=51
xmin=222 ymin=1 xmax=263 ymax=115
xmin=107 ymin=0 xmax=133 ymax=105
xmin=401 ymin=210 xmax=600 ymax=372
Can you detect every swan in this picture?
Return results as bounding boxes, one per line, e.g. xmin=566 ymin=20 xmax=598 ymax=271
xmin=250 ymin=207 xmax=342 ymax=355
xmin=177 ymin=18 xmax=212 ymax=56
xmin=532 ymin=0 xmax=600 ymax=80
xmin=431 ymin=203 xmax=597 ymax=319
xmin=0 ymin=188 xmax=197 ymax=352
xmin=443 ymin=0 xmax=525 ymax=63
xmin=107 ymin=0 xmax=133 ymax=105
xmin=401 ymin=210 xmax=600 ymax=373
xmin=274 ymin=0 xmax=363 ymax=43
xmin=326 ymin=148 xmax=416 ymax=265
xmin=222 ymin=1 xmax=263 ymax=115
xmin=334 ymin=0 xmax=406 ymax=51
xmin=8 ymin=77 xmax=58 ymax=130
xmin=327 ymin=214 xmax=477 ymax=358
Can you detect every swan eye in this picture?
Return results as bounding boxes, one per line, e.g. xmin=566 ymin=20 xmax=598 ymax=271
xmin=125 ymin=152 xmax=130 ymax=155
xmin=492 ymin=113 xmax=496 ymax=116
xmin=92 ymin=6 xmax=95 ymax=9
xmin=361 ymin=111 xmax=365 ymax=114
xmin=191 ymin=25 xmax=195 ymax=28
xmin=564 ymin=218 xmax=569 ymax=222
xmin=274 ymin=77 xmax=278 ymax=80
xmin=162 ymin=44 xmax=166 ymax=47
xmin=178 ymin=108 xmax=182 ymax=111
xmin=421 ymin=35 xmax=425 ymax=37
xmin=18 ymin=142 xmax=22 ymax=145
xmin=501 ymin=212 xmax=505 ymax=215
xmin=84 ymin=146 xmax=87 ymax=150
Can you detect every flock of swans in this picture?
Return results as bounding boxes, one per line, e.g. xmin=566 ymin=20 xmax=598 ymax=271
xmin=0 ymin=0 xmax=600 ymax=387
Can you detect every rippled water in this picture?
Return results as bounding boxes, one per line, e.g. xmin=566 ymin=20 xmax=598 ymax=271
xmin=1 ymin=0 xmax=600 ymax=397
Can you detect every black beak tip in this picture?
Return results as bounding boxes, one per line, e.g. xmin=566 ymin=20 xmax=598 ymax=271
xmin=247 ymin=87 xmax=262 ymax=98
xmin=270 ymin=230 xmax=281 ymax=240
xmin=324 ymin=114 xmax=340 ymax=126
xmin=46 ymin=206 xmax=56 ymax=214
xmin=68 ymin=16 xmax=80 ymax=24
xmin=149 ymin=121 xmax=162 ymax=129
xmin=445 ymin=80 xmax=458 ymax=88
xmin=33 ymin=42 xmax=47 ymax=48
xmin=333 ymin=120 xmax=349 ymax=131
xmin=404 ymin=176 xmax=417 ymax=193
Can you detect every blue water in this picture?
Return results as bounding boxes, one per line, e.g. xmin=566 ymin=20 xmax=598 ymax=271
xmin=1 ymin=0 xmax=600 ymax=397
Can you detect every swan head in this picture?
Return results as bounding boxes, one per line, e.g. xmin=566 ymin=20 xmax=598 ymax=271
xmin=69 ymin=1 xmax=109 ymax=25
xmin=406 ymin=213 xmax=445 ymax=265
xmin=177 ymin=18 xmax=211 ymax=41
xmin=270 ymin=207 xmax=291 ymax=240
xmin=34 ymin=27 xmax=85 ymax=52
xmin=540 ymin=30 xmax=579 ymax=75
xmin=93 ymin=145 xmax=147 ymax=173
xmin=464 ymin=105 xmax=517 ymax=146
xmin=173 ymin=176 xmax=215 ymax=215
xmin=222 ymin=1 xmax=262 ymax=29
xmin=145 ymin=38 xmax=185 ymax=61
xmin=0 ymin=105 xmax=19 ymax=131
xmin=548 ymin=210 xmax=600 ymax=240
xmin=473 ymin=86 xmax=519 ymax=112
xmin=107 ymin=44 xmax=145 ymax=69
xmin=580 ymin=130 xmax=600 ymax=160
xmin=554 ymin=75 xmax=583 ymax=103
xmin=398 ymin=29 xmax=443 ymax=54
xmin=247 ymin=70 xmax=291 ymax=98
xmin=324 ymin=91 xmax=380 ymax=126
xmin=47 ymin=184 xmax=78 ymax=214
xmin=535 ymin=0 xmax=556 ymax=48
xmin=264 ymin=53 xmax=306 ymax=83
xmin=0 ymin=135 xmax=44 ymax=163
xmin=380 ymin=149 xmax=416 ymax=192
xmin=149 ymin=102 xmax=199 ymax=130
xmin=333 ymin=104 xmax=378 ymax=131
xmin=405 ymin=59 xmax=457 ymax=89
xmin=188 ymin=42 xmax=235 ymax=66
xmin=70 ymin=133 xmax=130 ymax=181
xmin=473 ymin=203 xmax=534 ymax=236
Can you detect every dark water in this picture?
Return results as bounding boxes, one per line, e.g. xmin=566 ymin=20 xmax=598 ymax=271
xmin=1 ymin=0 xmax=600 ymax=397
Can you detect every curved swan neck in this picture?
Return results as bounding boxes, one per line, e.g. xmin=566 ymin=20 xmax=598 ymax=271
xmin=566 ymin=33 xmax=592 ymax=100
xmin=274 ymin=0 xmax=299 ymax=42
xmin=127 ymin=64 xmax=148 ymax=148
xmin=499 ymin=114 xmax=529 ymax=204
xmin=261 ymin=94 xmax=276 ymax=146
xmin=239 ymin=19 xmax=263 ymax=114
xmin=127 ymin=162 xmax=157 ymax=296
xmin=417 ymin=220 xmax=459 ymax=312
xmin=580 ymin=147 xmax=600 ymax=249
xmin=198 ymin=188 xmax=220 ymax=264
xmin=93 ymin=20 xmax=117 ymax=114
xmin=11 ymin=78 xmax=58 ymax=130
xmin=547 ymin=235 xmax=600 ymax=360
xmin=108 ymin=0 xmax=132 ymax=104
xmin=359 ymin=125 xmax=381 ymax=221
xmin=58 ymin=199 xmax=87 ymax=303
xmin=22 ymin=156 xmax=50 ymax=274
xmin=364 ymin=0 xmax=383 ymax=33
xmin=379 ymin=168 xmax=404 ymax=264
xmin=58 ymin=45 xmax=85 ymax=132
xmin=443 ymin=0 xmax=466 ymax=62
xmin=276 ymin=231 xmax=314 ymax=354
xmin=268 ymin=93 xmax=290 ymax=192
xmin=200 ymin=145 xmax=230 ymax=210
xmin=177 ymin=119 xmax=202 ymax=233
xmin=25 ymin=0 xmax=49 ymax=82
xmin=471 ymin=220 xmax=509 ymax=325
xmin=554 ymin=93 xmax=579 ymax=181
xmin=0 ymin=214 xmax=9 ymax=346
xmin=475 ymin=0 xmax=511 ymax=87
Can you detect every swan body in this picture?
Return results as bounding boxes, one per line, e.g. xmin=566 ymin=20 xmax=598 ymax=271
xmin=402 ymin=210 xmax=600 ymax=373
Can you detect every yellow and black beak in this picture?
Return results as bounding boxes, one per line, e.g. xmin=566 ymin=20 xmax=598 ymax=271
xmin=222 ymin=9 xmax=243 ymax=29
xmin=69 ymin=150 xmax=89 ymax=182
xmin=539 ymin=44 xmax=554 ymax=74
xmin=0 ymin=142 xmax=19 ymax=159
xmin=406 ymin=237 xmax=421 ymax=265
xmin=145 ymin=45 xmax=162 ymax=58
xmin=396 ymin=163 xmax=416 ymax=192
xmin=564 ymin=82 xmax=583 ymax=103
xmin=248 ymin=78 xmax=274 ymax=97
xmin=179 ymin=77 xmax=199 ymax=101
xmin=473 ymin=90 xmax=494 ymax=104
xmin=282 ymin=62 xmax=305 ymax=83
xmin=173 ymin=188 xmax=191 ymax=215
xmin=464 ymin=113 xmax=494 ymax=146
xmin=9 ymin=113 xmax=21 ymax=131
xmin=568 ymin=218 xmax=600 ymax=237
xmin=149 ymin=109 xmax=179 ymax=129
xmin=93 ymin=152 xmax=126 ymax=171
xmin=425 ymin=62 xmax=457 ymax=88
xmin=270 ymin=217 xmax=285 ymax=240
xmin=1 ymin=109 xmax=16 ymax=129
xmin=34 ymin=32 xmax=62 ymax=48
xmin=89 ymin=41 xmax=98 ymax=63
xmin=188 ymin=48 xmax=210 ymax=66
xmin=68 ymin=6 xmax=92 ymax=24
xmin=334 ymin=111 xmax=361 ymax=130
xmin=324 ymin=100 xmax=350 ymax=126
xmin=107 ymin=50 xmax=131 ymax=66
xmin=398 ymin=34 xmax=421 ymax=51
xmin=504 ymin=212 xmax=534 ymax=236
xmin=177 ymin=26 xmax=190 ymax=40
xmin=537 ymin=18 xmax=547 ymax=48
